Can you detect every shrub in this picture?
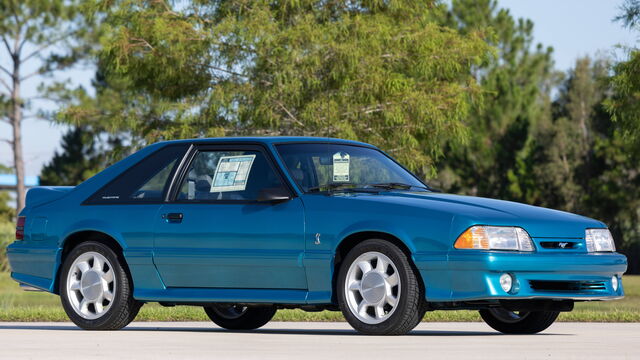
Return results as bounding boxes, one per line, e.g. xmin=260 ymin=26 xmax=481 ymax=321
xmin=0 ymin=221 xmax=14 ymax=272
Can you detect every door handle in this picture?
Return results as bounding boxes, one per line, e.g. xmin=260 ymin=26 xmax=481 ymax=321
xmin=163 ymin=213 xmax=184 ymax=223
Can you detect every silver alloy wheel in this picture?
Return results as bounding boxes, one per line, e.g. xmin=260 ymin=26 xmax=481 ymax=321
xmin=488 ymin=308 xmax=530 ymax=323
xmin=66 ymin=251 xmax=116 ymax=320
xmin=345 ymin=251 xmax=400 ymax=324
xmin=210 ymin=305 xmax=248 ymax=320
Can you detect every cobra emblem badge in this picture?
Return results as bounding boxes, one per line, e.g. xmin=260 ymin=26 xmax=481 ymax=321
xmin=315 ymin=233 xmax=321 ymax=245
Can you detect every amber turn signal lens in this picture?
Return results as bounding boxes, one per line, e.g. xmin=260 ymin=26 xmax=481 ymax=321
xmin=454 ymin=226 xmax=490 ymax=249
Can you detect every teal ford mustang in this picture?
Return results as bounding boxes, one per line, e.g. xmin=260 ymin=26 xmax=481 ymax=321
xmin=7 ymin=137 xmax=627 ymax=335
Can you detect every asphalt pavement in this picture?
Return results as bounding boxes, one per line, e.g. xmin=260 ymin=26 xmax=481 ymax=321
xmin=0 ymin=321 xmax=638 ymax=359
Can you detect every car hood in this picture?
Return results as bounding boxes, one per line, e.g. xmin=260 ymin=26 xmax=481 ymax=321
xmin=353 ymin=191 xmax=605 ymax=238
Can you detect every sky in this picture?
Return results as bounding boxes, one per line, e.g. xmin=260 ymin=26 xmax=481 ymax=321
xmin=501 ymin=0 xmax=637 ymax=71
xmin=1 ymin=0 xmax=638 ymax=176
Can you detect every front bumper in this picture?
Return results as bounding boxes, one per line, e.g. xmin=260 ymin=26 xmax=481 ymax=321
xmin=445 ymin=251 xmax=627 ymax=301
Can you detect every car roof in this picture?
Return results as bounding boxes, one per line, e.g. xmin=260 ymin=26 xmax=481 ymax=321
xmin=157 ymin=136 xmax=376 ymax=148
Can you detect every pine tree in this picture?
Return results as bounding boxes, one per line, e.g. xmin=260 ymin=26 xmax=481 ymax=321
xmin=58 ymin=0 xmax=492 ymax=176
xmin=40 ymin=127 xmax=113 ymax=186
xmin=606 ymin=0 xmax=640 ymax=154
xmin=436 ymin=0 xmax=555 ymax=200
xmin=528 ymin=57 xmax=609 ymax=211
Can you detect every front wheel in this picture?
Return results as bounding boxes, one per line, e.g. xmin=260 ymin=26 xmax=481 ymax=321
xmin=479 ymin=308 xmax=560 ymax=334
xmin=337 ymin=239 xmax=426 ymax=335
xmin=204 ymin=305 xmax=277 ymax=330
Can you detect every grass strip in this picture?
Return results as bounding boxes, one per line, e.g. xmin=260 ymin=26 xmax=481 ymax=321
xmin=1 ymin=306 xmax=639 ymax=323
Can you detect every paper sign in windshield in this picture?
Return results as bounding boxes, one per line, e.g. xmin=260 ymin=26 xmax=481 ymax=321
xmin=333 ymin=152 xmax=350 ymax=182
xmin=211 ymin=155 xmax=256 ymax=192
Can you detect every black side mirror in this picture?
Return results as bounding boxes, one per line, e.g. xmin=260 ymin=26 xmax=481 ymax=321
xmin=257 ymin=187 xmax=292 ymax=203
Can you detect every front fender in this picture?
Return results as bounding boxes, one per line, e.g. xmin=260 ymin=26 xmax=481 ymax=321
xmin=305 ymin=216 xmax=453 ymax=303
xmin=334 ymin=220 xmax=417 ymax=253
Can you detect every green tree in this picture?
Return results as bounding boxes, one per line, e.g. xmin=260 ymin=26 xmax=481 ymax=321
xmin=597 ymin=0 xmax=640 ymax=271
xmin=606 ymin=0 xmax=640 ymax=153
xmin=521 ymin=56 xmax=640 ymax=270
xmin=586 ymin=133 xmax=640 ymax=272
xmin=59 ymin=0 xmax=492 ymax=176
xmin=40 ymin=126 xmax=117 ymax=186
xmin=436 ymin=0 xmax=555 ymax=200
xmin=526 ymin=57 xmax=610 ymax=211
xmin=0 ymin=0 xmax=95 ymax=211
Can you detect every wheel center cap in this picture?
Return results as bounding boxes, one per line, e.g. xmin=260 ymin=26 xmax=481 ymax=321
xmin=81 ymin=271 xmax=103 ymax=301
xmin=361 ymin=272 xmax=386 ymax=304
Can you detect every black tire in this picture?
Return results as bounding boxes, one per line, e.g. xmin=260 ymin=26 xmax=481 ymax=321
xmin=479 ymin=308 xmax=560 ymax=334
xmin=59 ymin=241 xmax=142 ymax=330
xmin=337 ymin=239 xmax=425 ymax=335
xmin=204 ymin=305 xmax=277 ymax=330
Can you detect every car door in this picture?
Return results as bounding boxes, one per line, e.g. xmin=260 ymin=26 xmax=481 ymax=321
xmin=152 ymin=144 xmax=307 ymax=289
xmin=80 ymin=144 xmax=190 ymax=291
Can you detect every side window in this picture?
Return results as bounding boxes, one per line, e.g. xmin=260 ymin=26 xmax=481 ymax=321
xmin=86 ymin=145 xmax=188 ymax=204
xmin=132 ymin=158 xmax=178 ymax=199
xmin=177 ymin=150 xmax=285 ymax=201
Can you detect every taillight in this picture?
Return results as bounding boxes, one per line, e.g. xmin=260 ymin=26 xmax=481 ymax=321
xmin=15 ymin=216 xmax=26 ymax=240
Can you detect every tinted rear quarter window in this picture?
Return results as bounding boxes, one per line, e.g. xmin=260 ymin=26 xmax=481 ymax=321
xmin=85 ymin=144 xmax=188 ymax=204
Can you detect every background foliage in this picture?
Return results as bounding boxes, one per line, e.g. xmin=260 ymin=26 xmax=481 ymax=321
xmin=59 ymin=0 xmax=491 ymax=176
xmin=40 ymin=127 xmax=122 ymax=186
xmin=0 ymin=221 xmax=13 ymax=272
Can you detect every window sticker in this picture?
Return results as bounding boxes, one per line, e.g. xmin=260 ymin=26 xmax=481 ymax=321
xmin=332 ymin=152 xmax=350 ymax=182
xmin=210 ymin=155 xmax=256 ymax=192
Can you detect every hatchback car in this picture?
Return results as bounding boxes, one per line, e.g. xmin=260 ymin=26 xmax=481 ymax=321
xmin=7 ymin=137 xmax=627 ymax=335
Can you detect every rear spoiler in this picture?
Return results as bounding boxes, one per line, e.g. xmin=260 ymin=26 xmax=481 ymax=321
xmin=25 ymin=186 xmax=75 ymax=208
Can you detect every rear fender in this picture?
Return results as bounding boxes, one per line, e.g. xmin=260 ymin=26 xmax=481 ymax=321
xmin=48 ymin=221 xmax=128 ymax=294
xmin=60 ymin=220 xmax=127 ymax=250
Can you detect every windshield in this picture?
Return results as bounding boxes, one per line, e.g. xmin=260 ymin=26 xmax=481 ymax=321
xmin=275 ymin=143 xmax=428 ymax=193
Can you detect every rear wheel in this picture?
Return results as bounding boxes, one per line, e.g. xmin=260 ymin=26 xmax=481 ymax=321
xmin=204 ymin=305 xmax=277 ymax=330
xmin=59 ymin=241 xmax=141 ymax=330
xmin=337 ymin=239 xmax=426 ymax=335
xmin=479 ymin=308 xmax=559 ymax=334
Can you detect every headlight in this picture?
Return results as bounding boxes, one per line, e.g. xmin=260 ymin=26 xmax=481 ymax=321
xmin=585 ymin=228 xmax=616 ymax=252
xmin=454 ymin=226 xmax=535 ymax=251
